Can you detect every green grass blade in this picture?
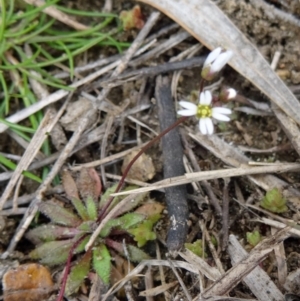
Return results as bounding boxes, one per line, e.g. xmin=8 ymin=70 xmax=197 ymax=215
xmin=0 ymin=118 xmax=35 ymax=133
xmin=0 ymin=154 xmax=42 ymax=183
xmin=0 ymin=72 xmax=9 ymax=115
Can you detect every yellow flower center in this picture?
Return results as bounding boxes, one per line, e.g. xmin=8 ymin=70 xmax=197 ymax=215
xmin=196 ymin=105 xmax=212 ymax=119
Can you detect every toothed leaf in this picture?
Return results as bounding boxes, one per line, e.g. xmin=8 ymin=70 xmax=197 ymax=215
xmin=108 ymin=239 xmax=150 ymax=262
xmin=29 ymin=240 xmax=73 ymax=265
xmin=128 ymin=220 xmax=157 ymax=247
xmin=26 ymin=225 xmax=80 ymax=244
xmin=93 ymin=244 xmax=111 ymax=285
xmin=65 ymin=251 xmax=92 ymax=296
xmin=39 ymin=200 xmax=80 ymax=227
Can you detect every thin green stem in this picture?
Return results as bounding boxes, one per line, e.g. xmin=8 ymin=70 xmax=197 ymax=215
xmin=0 ymin=0 xmax=6 ymax=42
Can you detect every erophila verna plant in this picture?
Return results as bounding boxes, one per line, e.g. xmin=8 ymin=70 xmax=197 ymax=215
xmin=178 ymin=47 xmax=236 ymax=135
xmin=26 ymin=168 xmax=164 ymax=297
xmin=26 ymin=47 xmax=235 ymax=300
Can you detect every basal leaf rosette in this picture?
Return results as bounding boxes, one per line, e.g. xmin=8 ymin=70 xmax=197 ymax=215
xmin=26 ymin=168 xmax=164 ymax=296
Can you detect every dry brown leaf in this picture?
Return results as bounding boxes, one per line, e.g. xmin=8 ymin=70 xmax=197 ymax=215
xmin=2 ymin=263 xmax=54 ymax=301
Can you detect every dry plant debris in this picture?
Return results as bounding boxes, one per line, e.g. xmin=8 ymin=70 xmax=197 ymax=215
xmin=2 ymin=0 xmax=300 ymax=300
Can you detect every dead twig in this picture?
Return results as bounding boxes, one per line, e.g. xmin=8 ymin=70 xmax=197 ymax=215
xmin=156 ymin=76 xmax=188 ymax=252
xmin=221 ymin=178 xmax=230 ymax=251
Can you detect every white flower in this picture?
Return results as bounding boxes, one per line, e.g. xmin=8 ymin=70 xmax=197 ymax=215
xmin=178 ymin=90 xmax=232 ymax=135
xmin=201 ymin=47 xmax=233 ymax=81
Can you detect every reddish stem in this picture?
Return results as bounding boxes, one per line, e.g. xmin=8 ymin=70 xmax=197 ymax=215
xmin=97 ymin=116 xmax=188 ymax=222
xmin=56 ymin=235 xmax=87 ymax=301
xmin=199 ymin=78 xmax=205 ymax=94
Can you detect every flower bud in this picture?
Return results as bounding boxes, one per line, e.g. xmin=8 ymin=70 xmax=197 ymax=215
xmin=201 ymin=47 xmax=233 ymax=81
xmin=219 ymin=87 xmax=237 ymax=102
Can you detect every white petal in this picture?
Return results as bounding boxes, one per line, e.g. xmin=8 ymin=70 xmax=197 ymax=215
xmin=199 ymin=90 xmax=212 ymax=105
xmin=199 ymin=118 xmax=208 ymax=135
xmin=203 ymin=47 xmax=222 ymax=67
xmin=199 ymin=118 xmax=214 ymax=135
xmin=212 ymin=107 xmax=232 ymax=115
xmin=211 ymin=50 xmax=233 ymax=73
xmin=212 ymin=112 xmax=231 ymax=122
xmin=177 ymin=109 xmax=196 ymax=116
xmin=205 ymin=118 xmax=214 ymax=135
xmin=204 ymin=90 xmax=212 ymax=105
xmin=178 ymin=101 xmax=197 ymax=112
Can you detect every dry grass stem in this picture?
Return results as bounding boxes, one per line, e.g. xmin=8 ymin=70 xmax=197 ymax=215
xmin=111 ymin=163 xmax=300 ymax=196
xmin=227 ymin=234 xmax=284 ymax=301
xmin=0 ymin=110 xmax=58 ymax=210
xmin=200 ymin=228 xmax=289 ymax=299
xmin=179 ymin=249 xmax=221 ymax=281
xmin=271 ymin=227 xmax=287 ymax=287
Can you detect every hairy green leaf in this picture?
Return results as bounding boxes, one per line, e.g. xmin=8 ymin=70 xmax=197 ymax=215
xmin=185 ymin=240 xmax=207 ymax=258
xmin=260 ymin=188 xmax=288 ymax=213
xmin=128 ymin=220 xmax=156 ymax=247
xmin=65 ymin=250 xmax=92 ymax=296
xmin=26 ymin=224 xmax=80 ymax=244
xmin=246 ymin=230 xmax=262 ymax=247
xmin=99 ymin=184 xmax=147 ymax=217
xmin=112 ymin=192 xmax=148 ymax=218
xmin=78 ymin=221 xmax=94 ymax=232
xmin=86 ymin=196 xmax=97 ymax=220
xmin=99 ymin=183 xmax=118 ymax=210
xmin=75 ymin=235 xmax=91 ymax=253
xmin=126 ymin=244 xmax=151 ymax=262
xmin=117 ymin=212 xmax=145 ymax=229
xmin=93 ymin=244 xmax=111 ymax=285
xmin=29 ymin=240 xmax=73 ymax=265
xmin=71 ymin=198 xmax=89 ymax=221
xmin=39 ymin=200 xmax=81 ymax=226
xmin=100 ymin=219 xmax=121 ymax=238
